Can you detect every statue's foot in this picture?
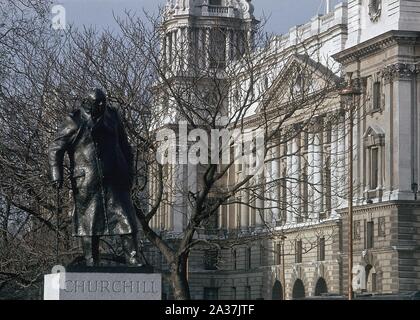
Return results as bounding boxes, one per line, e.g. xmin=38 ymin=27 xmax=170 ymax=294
xmin=85 ymin=257 xmax=99 ymax=267
xmin=127 ymin=256 xmax=143 ymax=266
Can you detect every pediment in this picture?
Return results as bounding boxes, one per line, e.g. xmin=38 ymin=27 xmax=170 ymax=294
xmin=364 ymin=125 xmax=385 ymax=146
xmin=261 ymin=54 xmax=341 ymax=110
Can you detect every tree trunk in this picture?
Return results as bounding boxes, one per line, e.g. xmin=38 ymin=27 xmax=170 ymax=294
xmin=0 ymin=198 xmax=10 ymax=246
xmin=169 ymin=254 xmax=191 ymax=300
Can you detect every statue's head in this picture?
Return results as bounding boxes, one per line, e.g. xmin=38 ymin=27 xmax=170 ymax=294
xmin=82 ymin=88 xmax=107 ymax=119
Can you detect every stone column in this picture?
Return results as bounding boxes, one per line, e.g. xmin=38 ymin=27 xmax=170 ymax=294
xmin=313 ymin=132 xmax=323 ymax=218
xmin=286 ymin=140 xmax=293 ymax=223
xmin=291 ymin=138 xmax=301 ymax=222
xmin=204 ymin=28 xmax=210 ymax=70
xmin=337 ymin=116 xmax=346 ymax=208
xmin=272 ymin=145 xmax=281 ymax=224
xmin=233 ymin=32 xmax=238 ymax=60
xmin=383 ymin=72 xmax=393 ymax=192
xmin=241 ymin=188 xmax=250 ymax=231
xmin=255 ymin=173 xmax=264 ymax=228
xmin=264 ymin=150 xmax=273 ymax=226
xmin=330 ymin=123 xmax=338 ymax=209
xmin=226 ymin=29 xmax=232 ymax=63
xmin=307 ymin=133 xmax=315 ymax=219
xmin=392 ymin=65 xmax=415 ymax=195
xmin=172 ymin=30 xmax=177 ymax=71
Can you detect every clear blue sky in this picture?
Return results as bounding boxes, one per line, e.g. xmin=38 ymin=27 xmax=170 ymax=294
xmin=57 ymin=0 xmax=344 ymax=35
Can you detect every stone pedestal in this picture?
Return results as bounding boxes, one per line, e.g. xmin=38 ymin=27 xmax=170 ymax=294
xmin=44 ymin=268 xmax=161 ymax=300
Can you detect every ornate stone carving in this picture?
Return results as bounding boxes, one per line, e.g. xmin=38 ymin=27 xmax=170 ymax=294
xmin=354 ymin=220 xmax=361 ymax=240
xmin=368 ymin=0 xmax=382 ymax=22
xmin=382 ymin=63 xmax=418 ymax=82
xmin=378 ymin=217 xmax=386 ymax=237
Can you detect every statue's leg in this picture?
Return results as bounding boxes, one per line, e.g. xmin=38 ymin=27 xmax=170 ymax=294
xmin=82 ymin=236 xmax=100 ymax=267
xmin=92 ymin=235 xmax=100 ymax=265
xmin=121 ymin=233 xmax=143 ymax=266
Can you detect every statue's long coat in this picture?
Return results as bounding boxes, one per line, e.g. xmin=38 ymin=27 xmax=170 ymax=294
xmin=48 ymin=106 xmax=138 ymax=236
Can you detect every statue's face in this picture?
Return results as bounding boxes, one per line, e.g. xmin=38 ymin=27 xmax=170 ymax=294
xmin=85 ymin=98 xmax=105 ymax=119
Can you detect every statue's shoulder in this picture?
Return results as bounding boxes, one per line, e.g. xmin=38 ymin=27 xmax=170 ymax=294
xmin=68 ymin=109 xmax=82 ymax=119
xmin=61 ymin=109 xmax=82 ymax=129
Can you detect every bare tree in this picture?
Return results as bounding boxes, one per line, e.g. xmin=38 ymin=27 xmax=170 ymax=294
xmin=0 ymin=0 xmax=155 ymax=297
xmin=113 ymin=8 xmax=354 ymax=300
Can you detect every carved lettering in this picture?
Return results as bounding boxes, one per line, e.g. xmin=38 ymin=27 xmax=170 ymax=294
xmin=74 ymin=280 xmax=85 ymax=293
xmin=100 ymin=280 xmax=110 ymax=293
xmin=112 ymin=281 xmax=122 ymax=293
xmin=122 ymin=280 xmax=134 ymax=293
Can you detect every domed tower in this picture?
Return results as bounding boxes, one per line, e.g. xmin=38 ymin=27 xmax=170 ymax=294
xmin=160 ymin=0 xmax=258 ymax=74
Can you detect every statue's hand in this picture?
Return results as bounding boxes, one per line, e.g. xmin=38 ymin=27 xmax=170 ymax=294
xmin=52 ymin=180 xmax=63 ymax=190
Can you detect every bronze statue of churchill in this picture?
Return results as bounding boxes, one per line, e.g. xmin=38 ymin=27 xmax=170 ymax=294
xmin=48 ymin=88 xmax=142 ymax=267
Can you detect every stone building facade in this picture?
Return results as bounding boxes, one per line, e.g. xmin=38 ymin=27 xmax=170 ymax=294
xmin=145 ymin=0 xmax=420 ymax=299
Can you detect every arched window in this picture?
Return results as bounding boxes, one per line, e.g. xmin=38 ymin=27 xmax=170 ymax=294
xmin=272 ymin=280 xmax=283 ymax=300
xmin=292 ymin=279 xmax=305 ymax=299
xmin=365 ymin=265 xmax=377 ymax=292
xmin=314 ymin=277 xmax=328 ymax=296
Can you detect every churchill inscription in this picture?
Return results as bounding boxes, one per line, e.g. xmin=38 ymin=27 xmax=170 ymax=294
xmin=44 ymin=272 xmax=161 ymax=300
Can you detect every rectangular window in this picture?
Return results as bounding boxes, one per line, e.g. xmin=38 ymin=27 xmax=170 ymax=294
xmin=232 ymin=249 xmax=237 ymax=270
xmin=260 ymin=244 xmax=265 ymax=266
xmin=366 ymin=221 xmax=374 ymax=249
xmin=203 ymin=287 xmax=219 ymax=300
xmin=318 ymin=237 xmax=325 ymax=261
xmin=204 ymin=249 xmax=218 ymax=270
xmin=373 ymin=81 xmax=381 ymax=110
xmin=209 ymin=29 xmax=226 ymax=69
xmin=295 ymin=240 xmax=303 ymax=263
xmin=245 ymin=247 xmax=252 ymax=270
xmin=276 ymin=243 xmax=282 ymax=265
xmin=370 ymin=147 xmax=379 ymax=190
xmin=372 ymin=273 xmax=377 ymax=292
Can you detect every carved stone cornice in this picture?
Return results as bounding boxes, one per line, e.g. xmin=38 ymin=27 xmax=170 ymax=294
xmin=333 ymin=30 xmax=420 ymax=65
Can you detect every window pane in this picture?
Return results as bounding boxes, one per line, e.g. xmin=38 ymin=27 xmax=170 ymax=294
xmin=295 ymin=240 xmax=302 ymax=263
xmin=318 ymin=237 xmax=325 ymax=261
xmin=373 ymin=81 xmax=381 ymax=110
xmin=276 ymin=243 xmax=281 ymax=265
xmin=204 ymin=249 xmax=218 ymax=270
xmin=371 ymin=148 xmax=379 ymax=189
xmin=209 ymin=29 xmax=226 ymax=68
xmin=367 ymin=221 xmax=374 ymax=249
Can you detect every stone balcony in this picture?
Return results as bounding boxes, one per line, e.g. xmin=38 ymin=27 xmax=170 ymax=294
xmin=201 ymin=5 xmax=234 ymax=18
xmin=208 ymin=5 xmax=229 ymax=15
